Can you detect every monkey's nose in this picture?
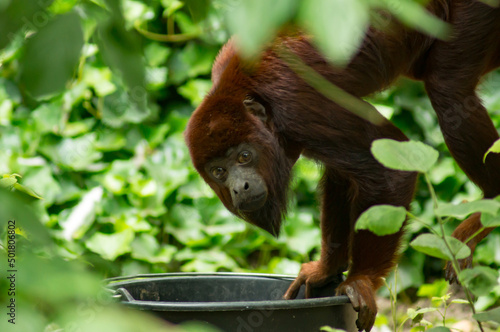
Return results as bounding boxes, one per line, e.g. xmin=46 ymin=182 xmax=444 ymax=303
xmin=233 ymin=182 xmax=250 ymax=195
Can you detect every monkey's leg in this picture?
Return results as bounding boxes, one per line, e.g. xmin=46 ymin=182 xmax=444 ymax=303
xmin=336 ymin=228 xmax=405 ymax=332
xmin=424 ymin=7 xmax=500 ymax=282
xmin=424 ymin=3 xmax=500 ymax=197
xmin=425 ymin=86 xmax=500 ymax=197
xmin=284 ymin=170 xmax=351 ymax=299
xmin=425 ymin=84 xmax=499 ymax=282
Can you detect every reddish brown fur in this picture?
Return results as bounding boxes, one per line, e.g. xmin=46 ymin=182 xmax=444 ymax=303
xmin=185 ymin=1 xmax=500 ymax=330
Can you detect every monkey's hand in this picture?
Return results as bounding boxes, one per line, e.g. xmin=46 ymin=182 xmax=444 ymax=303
xmin=283 ymin=261 xmax=336 ymax=300
xmin=444 ymin=254 xmax=473 ymax=284
xmin=336 ymin=276 xmax=377 ymax=332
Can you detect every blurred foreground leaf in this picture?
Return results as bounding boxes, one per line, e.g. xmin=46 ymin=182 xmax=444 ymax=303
xmin=227 ymin=0 xmax=297 ymax=57
xmin=97 ymin=16 xmax=146 ymax=109
xmin=377 ymin=0 xmax=450 ymax=40
xmin=20 ymin=12 xmax=84 ymax=98
xmin=299 ymin=0 xmax=369 ymax=66
xmin=0 ymin=0 xmax=54 ymax=49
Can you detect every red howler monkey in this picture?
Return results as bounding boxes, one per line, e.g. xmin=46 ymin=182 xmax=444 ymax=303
xmin=184 ymin=1 xmax=500 ymax=330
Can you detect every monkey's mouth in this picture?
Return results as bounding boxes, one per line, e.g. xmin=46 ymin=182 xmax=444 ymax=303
xmin=238 ymin=192 xmax=267 ymax=212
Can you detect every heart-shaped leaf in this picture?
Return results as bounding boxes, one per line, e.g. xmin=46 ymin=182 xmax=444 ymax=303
xmin=355 ymin=205 xmax=407 ymax=235
xmin=371 ymin=139 xmax=438 ymax=172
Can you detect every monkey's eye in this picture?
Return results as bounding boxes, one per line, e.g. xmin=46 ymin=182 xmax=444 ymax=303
xmin=237 ymin=151 xmax=252 ymax=164
xmin=211 ymin=167 xmax=226 ymax=179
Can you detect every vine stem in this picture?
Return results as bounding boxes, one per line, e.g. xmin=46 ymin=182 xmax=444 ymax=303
xmin=134 ymin=22 xmax=200 ymax=42
xmin=383 ymin=275 xmax=398 ymax=332
xmin=464 ymin=227 xmax=485 ymax=246
xmin=406 ymin=211 xmax=438 ymax=235
xmin=424 ymin=173 xmax=484 ymax=332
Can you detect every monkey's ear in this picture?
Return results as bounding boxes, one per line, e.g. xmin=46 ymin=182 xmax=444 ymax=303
xmin=243 ymin=98 xmax=267 ymax=122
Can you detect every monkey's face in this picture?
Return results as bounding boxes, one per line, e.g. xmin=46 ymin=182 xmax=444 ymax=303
xmin=205 ymin=143 xmax=268 ymax=212
xmin=185 ymin=95 xmax=292 ymax=236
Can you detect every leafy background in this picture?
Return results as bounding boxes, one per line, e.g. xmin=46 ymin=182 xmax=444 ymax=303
xmin=1 ymin=0 xmax=500 ymax=331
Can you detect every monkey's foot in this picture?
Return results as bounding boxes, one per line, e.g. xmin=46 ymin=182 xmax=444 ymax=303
xmin=444 ymin=255 xmax=473 ymax=284
xmin=336 ymin=276 xmax=377 ymax=332
xmin=283 ymin=261 xmax=337 ymax=299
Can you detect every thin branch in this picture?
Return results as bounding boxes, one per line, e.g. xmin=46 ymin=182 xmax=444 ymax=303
xmin=134 ymin=23 xmax=200 ymax=43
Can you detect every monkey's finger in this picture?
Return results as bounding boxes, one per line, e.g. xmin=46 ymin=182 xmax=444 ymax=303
xmin=356 ymin=313 xmax=375 ymax=332
xmin=357 ymin=311 xmax=375 ymax=332
xmin=283 ymin=277 xmax=304 ymax=299
xmin=345 ymin=286 xmax=360 ymax=311
xmin=356 ymin=298 xmax=375 ymax=332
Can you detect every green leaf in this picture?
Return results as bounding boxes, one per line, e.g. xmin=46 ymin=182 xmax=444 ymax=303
xmin=481 ymin=212 xmax=500 ymax=228
xmin=0 ymin=173 xmax=20 ymax=188
xmin=450 ymin=299 xmax=469 ymax=304
xmin=474 ymin=307 xmax=500 ymax=323
xmin=0 ymin=0 xmax=54 ymax=49
xmin=284 ymin=211 xmax=321 ymax=255
xmin=97 ymin=18 xmax=146 ymax=108
xmin=180 ymin=43 xmax=219 ymax=78
xmin=13 ymin=183 xmax=43 ymax=199
xmin=144 ymin=133 xmax=191 ymax=197
xmin=178 ymin=79 xmax=212 ymax=106
xmin=131 ymin=233 xmax=176 ymax=264
xmin=410 ymin=234 xmax=471 ymax=260
xmin=162 ymin=0 xmax=184 ymax=17
xmin=130 ymin=177 xmax=158 ymax=197
xmin=100 ymin=160 xmax=136 ymax=194
xmin=85 ymin=229 xmax=134 ymax=261
xmin=61 ymin=118 xmax=96 ymax=137
xmin=94 ymin=129 xmax=127 ymax=151
xmin=18 ymin=253 xmax=102 ymax=304
xmin=227 ymin=0 xmax=298 ymax=57
xmin=82 ymin=66 xmax=116 ymax=96
xmin=48 ymin=0 xmax=79 ymax=14
xmin=167 ymin=204 xmax=205 ymax=244
xmin=184 ymin=0 xmax=210 ymax=22
xmin=174 ymin=11 xmax=199 ymax=35
xmin=416 ymin=279 xmax=449 ymax=298
xmin=459 ymin=266 xmax=499 ymax=297
xmin=32 ymin=103 xmax=64 ymax=134
xmin=299 ymin=0 xmax=369 ymax=65
xmin=144 ymin=43 xmax=171 ymax=67
xmin=20 ymin=12 xmax=84 ymax=98
xmin=484 ymin=138 xmax=500 ymax=162
xmin=101 ymin=89 xmax=151 ymax=127
xmin=435 ymin=199 xmax=500 ymax=218
xmin=371 ymin=139 xmax=439 ymax=172
xmin=355 ymin=205 xmax=407 ymax=235
xmin=22 ymin=166 xmax=60 ymax=204
xmin=39 ymin=133 xmax=103 ymax=171
xmin=407 ymin=307 xmax=438 ymax=319
xmin=178 ymin=248 xmax=238 ymax=272
xmin=123 ymin=0 xmax=154 ymax=24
